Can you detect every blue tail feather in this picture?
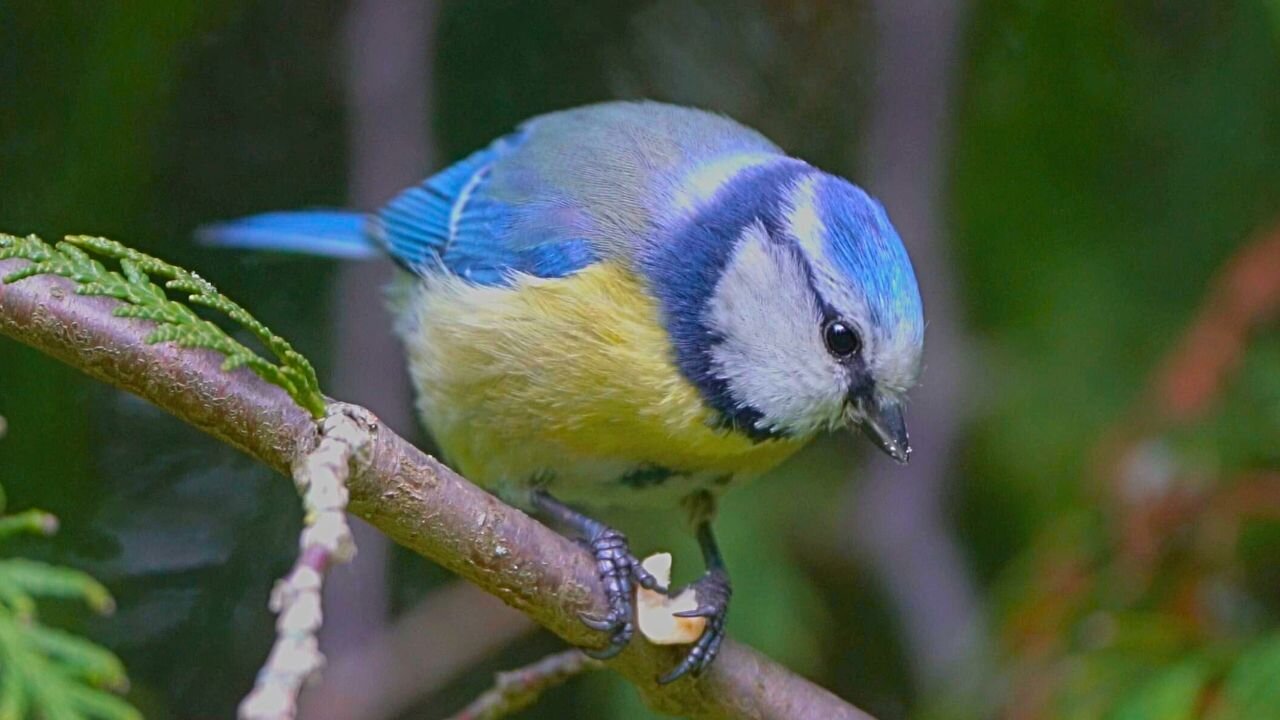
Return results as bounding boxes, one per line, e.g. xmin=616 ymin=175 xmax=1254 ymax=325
xmin=196 ymin=210 xmax=377 ymax=260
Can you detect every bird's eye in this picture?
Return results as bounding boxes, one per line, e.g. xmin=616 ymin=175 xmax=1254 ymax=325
xmin=823 ymin=320 xmax=861 ymax=358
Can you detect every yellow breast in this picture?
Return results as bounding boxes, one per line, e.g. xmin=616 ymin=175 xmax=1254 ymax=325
xmin=393 ymin=262 xmax=808 ymax=493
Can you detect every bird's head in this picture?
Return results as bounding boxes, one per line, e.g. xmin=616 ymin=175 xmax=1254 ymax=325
xmin=648 ymin=161 xmax=924 ymax=461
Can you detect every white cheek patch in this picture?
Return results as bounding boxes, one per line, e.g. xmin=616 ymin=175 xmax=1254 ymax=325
xmin=705 ymin=222 xmax=847 ymax=436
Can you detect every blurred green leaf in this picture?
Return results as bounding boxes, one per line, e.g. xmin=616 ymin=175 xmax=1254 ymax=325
xmin=1106 ymin=660 xmax=1209 ymax=720
xmin=1208 ymin=635 xmax=1280 ymax=720
xmin=1266 ymin=0 xmax=1280 ymax=44
xmin=0 ymin=489 xmax=138 ymax=719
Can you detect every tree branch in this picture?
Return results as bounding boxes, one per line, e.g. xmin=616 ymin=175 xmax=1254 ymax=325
xmin=0 ymin=256 xmax=874 ymax=720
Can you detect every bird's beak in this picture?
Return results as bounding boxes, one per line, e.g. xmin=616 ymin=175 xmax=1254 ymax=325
xmin=850 ymin=393 xmax=911 ymax=464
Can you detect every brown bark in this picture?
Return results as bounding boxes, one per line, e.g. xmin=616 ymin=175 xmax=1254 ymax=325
xmin=0 ymin=257 xmax=874 ymax=720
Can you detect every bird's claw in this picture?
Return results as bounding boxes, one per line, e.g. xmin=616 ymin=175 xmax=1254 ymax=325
xmin=658 ymin=568 xmax=731 ymax=684
xmin=580 ymin=528 xmax=663 ymax=659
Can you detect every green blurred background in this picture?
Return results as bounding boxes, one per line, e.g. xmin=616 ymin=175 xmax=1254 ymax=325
xmin=2 ymin=1 xmax=1279 ymax=718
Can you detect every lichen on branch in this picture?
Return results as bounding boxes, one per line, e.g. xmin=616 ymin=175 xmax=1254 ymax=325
xmin=239 ymin=405 xmax=371 ymax=720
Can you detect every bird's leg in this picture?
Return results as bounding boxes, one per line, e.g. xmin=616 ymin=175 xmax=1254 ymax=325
xmin=658 ymin=519 xmax=732 ymax=683
xmin=530 ymin=490 xmax=662 ymax=659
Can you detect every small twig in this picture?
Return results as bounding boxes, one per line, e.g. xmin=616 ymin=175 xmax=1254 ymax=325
xmin=239 ymin=404 xmax=373 ymax=720
xmin=299 ymin=582 xmax=534 ymax=720
xmin=445 ymin=649 xmax=602 ymax=720
xmin=1150 ymin=224 xmax=1280 ymax=422
xmin=1094 ymin=223 xmax=1280 ymax=572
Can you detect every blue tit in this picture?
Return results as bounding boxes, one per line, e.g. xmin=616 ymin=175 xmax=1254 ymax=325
xmin=203 ymin=100 xmax=924 ymax=681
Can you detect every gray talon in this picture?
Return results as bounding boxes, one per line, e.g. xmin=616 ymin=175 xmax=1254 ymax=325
xmin=530 ymin=491 xmax=663 ymax=661
xmin=658 ymin=568 xmax=731 ymax=683
xmin=583 ymin=528 xmax=651 ymax=657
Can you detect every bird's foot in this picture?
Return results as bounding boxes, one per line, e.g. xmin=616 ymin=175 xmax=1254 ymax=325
xmin=658 ymin=568 xmax=731 ymax=683
xmin=579 ymin=527 xmax=664 ymax=660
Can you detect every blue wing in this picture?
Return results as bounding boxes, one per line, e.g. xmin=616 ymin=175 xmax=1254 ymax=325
xmin=375 ymin=102 xmax=781 ymax=285
xmin=200 ymin=131 xmax=599 ymax=285
xmin=373 ymin=129 xmax=598 ymax=286
xmin=203 ymin=102 xmax=781 ymax=286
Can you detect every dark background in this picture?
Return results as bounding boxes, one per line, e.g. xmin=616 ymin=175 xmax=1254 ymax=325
xmin=2 ymin=1 xmax=1279 ymax=718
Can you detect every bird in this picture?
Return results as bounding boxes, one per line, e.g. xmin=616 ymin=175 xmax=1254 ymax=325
xmin=201 ymin=100 xmax=924 ymax=682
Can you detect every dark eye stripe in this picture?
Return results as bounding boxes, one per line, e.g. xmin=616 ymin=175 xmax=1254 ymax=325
xmin=823 ymin=320 xmax=861 ymax=358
